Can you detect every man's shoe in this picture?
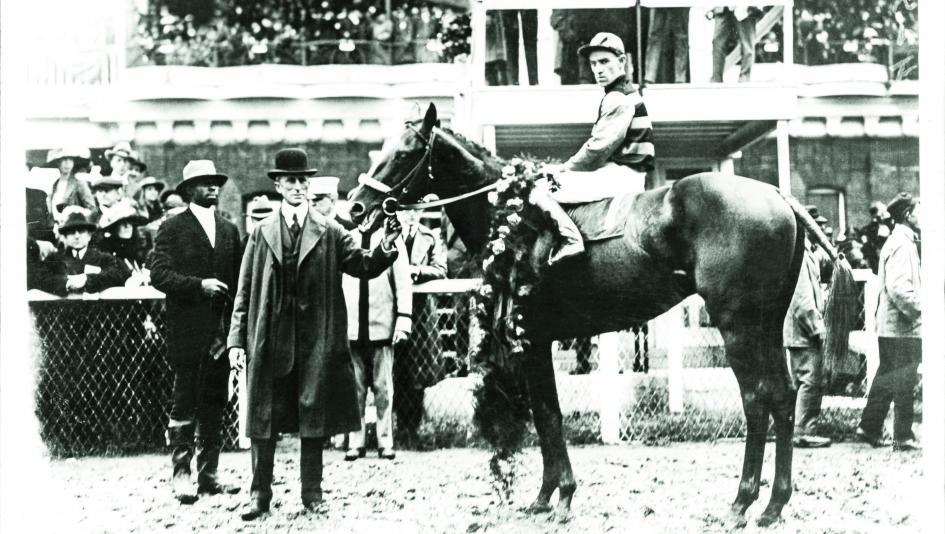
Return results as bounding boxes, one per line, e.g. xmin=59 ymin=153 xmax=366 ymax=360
xmin=172 ymin=474 xmax=198 ymax=505
xmin=240 ymin=502 xmax=270 ymax=521
xmin=197 ymin=481 xmax=241 ymax=495
xmin=793 ymin=435 xmax=832 ymax=448
xmin=344 ymin=448 xmax=365 ymax=461
xmin=378 ymin=448 xmax=396 ymax=460
xmin=302 ymin=495 xmax=325 ymax=513
xmin=893 ymin=438 xmax=921 ymax=451
xmin=855 ymin=427 xmax=888 ymax=448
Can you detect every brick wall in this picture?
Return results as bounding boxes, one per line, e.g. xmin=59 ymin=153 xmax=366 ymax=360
xmin=736 ymin=137 xmax=919 ymax=231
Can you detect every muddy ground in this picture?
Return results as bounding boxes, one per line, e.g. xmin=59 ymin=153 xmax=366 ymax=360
xmin=38 ymin=441 xmax=921 ymax=533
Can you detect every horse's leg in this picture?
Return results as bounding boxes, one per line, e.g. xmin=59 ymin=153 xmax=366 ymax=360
xmin=523 ymin=341 xmax=577 ymax=523
xmin=758 ymin=332 xmax=796 ymax=526
xmin=724 ymin=332 xmax=770 ymax=529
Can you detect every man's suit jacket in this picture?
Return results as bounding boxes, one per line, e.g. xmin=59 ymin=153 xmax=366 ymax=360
xmin=37 ymin=247 xmax=126 ymax=296
xmin=405 ymin=223 xmax=447 ymax=283
xmin=149 ymin=208 xmax=242 ymax=370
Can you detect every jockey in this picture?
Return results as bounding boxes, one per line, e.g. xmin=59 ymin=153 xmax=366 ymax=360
xmin=532 ymin=32 xmax=655 ymax=265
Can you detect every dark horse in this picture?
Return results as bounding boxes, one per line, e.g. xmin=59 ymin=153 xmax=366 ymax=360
xmin=348 ymin=104 xmax=855 ymax=527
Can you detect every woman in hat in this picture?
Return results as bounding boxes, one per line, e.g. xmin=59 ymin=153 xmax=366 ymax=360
xmin=97 ymin=199 xmax=152 ymax=286
xmin=134 ymin=176 xmax=168 ymax=222
xmin=46 ymin=147 xmax=96 ymax=220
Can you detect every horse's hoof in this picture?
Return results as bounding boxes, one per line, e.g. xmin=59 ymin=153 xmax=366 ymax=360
xmin=724 ymin=511 xmax=748 ymax=531
xmin=524 ymin=501 xmax=552 ymax=515
xmin=554 ymin=506 xmax=573 ymax=524
xmin=756 ymin=511 xmax=782 ymax=527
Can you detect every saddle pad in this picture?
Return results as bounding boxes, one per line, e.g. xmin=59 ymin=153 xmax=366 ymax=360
xmin=564 ymin=193 xmax=637 ymax=242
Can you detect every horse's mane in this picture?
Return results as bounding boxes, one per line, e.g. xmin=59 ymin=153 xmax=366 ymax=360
xmin=439 ymin=127 xmax=502 ymax=165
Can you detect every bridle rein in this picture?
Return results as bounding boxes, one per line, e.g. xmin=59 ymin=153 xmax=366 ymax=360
xmin=357 ymin=125 xmax=499 ymax=212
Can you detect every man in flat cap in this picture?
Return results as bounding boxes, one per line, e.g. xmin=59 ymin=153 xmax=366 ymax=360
xmin=532 ymin=31 xmax=654 ymax=265
xmin=149 ymin=160 xmax=243 ymax=503
xmin=858 ymin=193 xmax=922 ymax=451
xmin=228 ymin=148 xmax=403 ymax=520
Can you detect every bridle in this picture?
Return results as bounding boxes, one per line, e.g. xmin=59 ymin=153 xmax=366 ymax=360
xmin=357 ymin=125 xmax=499 ymax=212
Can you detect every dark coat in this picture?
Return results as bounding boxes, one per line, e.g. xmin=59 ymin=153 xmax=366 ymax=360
xmin=227 ymin=210 xmax=397 ymax=439
xmin=149 ymin=209 xmax=242 ymax=370
xmin=37 ymin=247 xmax=126 ymax=296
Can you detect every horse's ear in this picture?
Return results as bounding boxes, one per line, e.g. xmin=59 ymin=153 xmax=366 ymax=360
xmin=422 ymin=103 xmax=438 ymax=132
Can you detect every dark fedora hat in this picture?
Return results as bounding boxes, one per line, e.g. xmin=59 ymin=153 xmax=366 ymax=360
xmin=58 ymin=208 xmax=97 ymax=234
xmin=268 ymin=148 xmax=318 ymax=179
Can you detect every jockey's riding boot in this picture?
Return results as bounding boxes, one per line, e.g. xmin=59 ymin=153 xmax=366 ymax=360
xmin=196 ymin=434 xmax=240 ymax=495
xmin=168 ymin=423 xmax=198 ymax=504
xmin=529 ymin=188 xmax=585 ymax=265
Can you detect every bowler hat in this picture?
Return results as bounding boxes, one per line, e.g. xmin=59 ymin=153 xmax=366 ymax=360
xmin=246 ymin=196 xmax=276 ymax=221
xmin=578 ymin=32 xmax=626 ymax=59
xmin=886 ymin=193 xmax=916 ymax=222
xmin=177 ymin=160 xmax=228 ymax=192
xmin=105 ymin=141 xmax=133 ymax=160
xmin=90 ymin=173 xmax=127 ymax=190
xmin=58 ymin=208 xmax=97 ymax=234
xmin=804 ymin=204 xmax=820 ymax=219
xmin=160 ymin=189 xmax=183 ymax=205
xmin=268 ymin=148 xmax=318 ymax=179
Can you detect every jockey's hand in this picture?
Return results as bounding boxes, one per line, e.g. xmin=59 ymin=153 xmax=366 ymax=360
xmin=393 ymin=330 xmax=409 ymax=346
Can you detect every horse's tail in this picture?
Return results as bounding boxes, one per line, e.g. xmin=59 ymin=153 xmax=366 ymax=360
xmin=778 ymin=190 xmax=858 ymax=383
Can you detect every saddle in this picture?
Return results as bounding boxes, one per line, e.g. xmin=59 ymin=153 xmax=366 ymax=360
xmin=563 ymin=193 xmax=637 ymax=242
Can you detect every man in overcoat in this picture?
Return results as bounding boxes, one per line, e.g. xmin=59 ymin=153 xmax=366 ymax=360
xmin=858 ymin=193 xmax=922 ymax=451
xmin=149 ymin=160 xmax=242 ymax=503
xmin=227 ymin=148 xmax=402 ymax=520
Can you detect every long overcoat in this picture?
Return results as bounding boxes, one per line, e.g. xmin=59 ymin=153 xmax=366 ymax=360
xmin=227 ymin=210 xmax=397 ymax=439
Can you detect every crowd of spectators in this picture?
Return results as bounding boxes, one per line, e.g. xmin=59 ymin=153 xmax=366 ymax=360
xmin=132 ymin=0 xmax=471 ymax=67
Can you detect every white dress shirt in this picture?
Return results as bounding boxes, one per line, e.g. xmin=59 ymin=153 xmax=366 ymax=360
xmin=189 ymin=202 xmax=216 ymax=247
xmin=280 ymin=201 xmax=309 ymax=229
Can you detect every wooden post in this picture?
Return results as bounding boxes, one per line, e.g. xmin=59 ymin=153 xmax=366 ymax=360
xmin=237 ymin=366 xmax=250 ymax=449
xmin=597 ymin=331 xmax=621 ymax=444
xmin=666 ymin=300 xmax=686 ymax=413
xmin=535 ymin=7 xmax=556 ymax=85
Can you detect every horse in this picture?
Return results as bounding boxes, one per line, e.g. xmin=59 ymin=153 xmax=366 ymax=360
xmin=348 ymin=104 xmax=856 ymax=527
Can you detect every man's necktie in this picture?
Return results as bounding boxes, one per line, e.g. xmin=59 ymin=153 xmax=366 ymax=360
xmin=290 ymin=213 xmax=301 ymax=243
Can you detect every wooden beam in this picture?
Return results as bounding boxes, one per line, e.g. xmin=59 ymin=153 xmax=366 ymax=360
xmin=715 ymin=119 xmax=775 ymax=157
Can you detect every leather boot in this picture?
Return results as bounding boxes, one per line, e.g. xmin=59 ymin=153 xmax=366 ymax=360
xmin=529 ymin=188 xmax=584 ymax=265
xmin=168 ymin=424 xmax=198 ymax=504
xmin=300 ymin=438 xmax=324 ymax=511
xmin=196 ymin=435 xmax=240 ymax=495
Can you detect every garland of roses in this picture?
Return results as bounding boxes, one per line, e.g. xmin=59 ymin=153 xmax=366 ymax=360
xmin=471 ymin=157 xmax=558 ymax=504
xmin=473 ymin=157 xmax=557 ymax=365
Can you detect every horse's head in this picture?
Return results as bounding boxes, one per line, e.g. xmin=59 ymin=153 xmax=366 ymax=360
xmin=348 ymin=103 xmax=498 ymax=231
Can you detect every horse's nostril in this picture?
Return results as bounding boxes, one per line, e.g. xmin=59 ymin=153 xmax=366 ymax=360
xmin=350 ymin=202 xmax=365 ymax=217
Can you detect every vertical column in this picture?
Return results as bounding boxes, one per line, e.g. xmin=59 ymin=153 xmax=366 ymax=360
xmin=536 ymin=7 xmax=557 ymax=86
xmin=776 ymin=119 xmax=791 ymax=192
xmin=782 ymin=1 xmax=794 ymax=68
xmin=597 ymin=332 xmax=621 ymax=444
xmin=470 ymin=2 xmax=487 ymax=88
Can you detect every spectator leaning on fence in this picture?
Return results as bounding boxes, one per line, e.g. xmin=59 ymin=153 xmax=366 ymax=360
xmin=857 ymin=193 xmax=922 ymax=452
xmin=342 ymin=207 xmax=412 ymax=461
xmin=149 ymin=160 xmax=242 ymax=504
xmin=784 ymin=236 xmax=832 ymax=448
xmin=226 ymin=148 xmax=402 ymax=521
xmin=36 ymin=207 xmax=126 ymax=296
xmin=98 ymin=199 xmax=152 ymax=287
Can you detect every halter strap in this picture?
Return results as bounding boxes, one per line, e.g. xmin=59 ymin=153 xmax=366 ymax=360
xmin=399 ymin=182 xmax=500 ymax=210
xmin=357 ymin=174 xmax=392 ymax=194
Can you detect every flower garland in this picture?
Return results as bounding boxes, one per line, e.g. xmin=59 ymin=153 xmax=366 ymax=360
xmin=470 ymin=157 xmax=557 ymax=504
xmin=473 ymin=157 xmax=557 ymax=364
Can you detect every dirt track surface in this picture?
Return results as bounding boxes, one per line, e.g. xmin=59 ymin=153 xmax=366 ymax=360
xmin=42 ymin=442 xmax=920 ymax=533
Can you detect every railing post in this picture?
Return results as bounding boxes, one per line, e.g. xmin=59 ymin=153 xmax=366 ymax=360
xmin=666 ymin=300 xmax=686 ymax=414
xmin=597 ymin=331 xmax=621 ymax=444
xmin=861 ymin=271 xmax=880 ymax=391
